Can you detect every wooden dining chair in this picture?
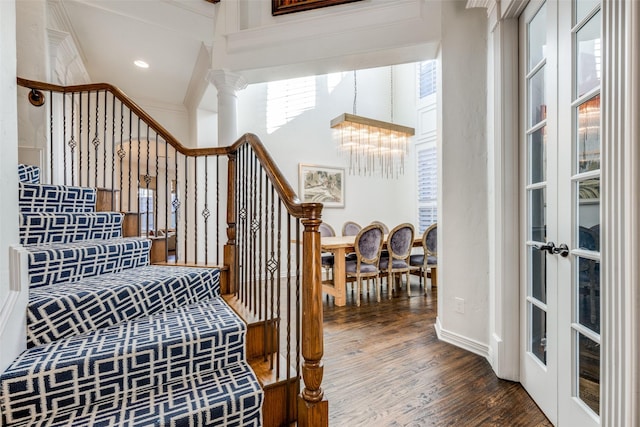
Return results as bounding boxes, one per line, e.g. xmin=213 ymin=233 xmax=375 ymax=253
xmin=345 ymin=223 xmax=384 ymax=306
xmin=371 ymin=220 xmax=389 ymax=234
xmin=410 ymin=223 xmax=438 ymax=294
xmin=380 ymin=223 xmax=415 ymax=298
xmin=342 ymin=221 xmax=362 ymax=236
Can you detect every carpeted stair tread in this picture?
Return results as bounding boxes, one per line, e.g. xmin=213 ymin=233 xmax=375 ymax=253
xmin=27 ymin=265 xmax=221 ymax=347
xmin=1 ymin=298 xmax=249 ymax=425
xmin=26 ymin=237 xmax=151 ymax=288
xmin=5 ymin=361 xmax=263 ymax=427
xmin=19 ymin=182 xmax=96 ymax=213
xmin=18 ymin=164 xmax=40 ymax=184
xmin=20 ymin=212 xmax=123 ymax=245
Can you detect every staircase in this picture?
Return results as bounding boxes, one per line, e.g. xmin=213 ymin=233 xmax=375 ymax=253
xmin=0 ymin=164 xmax=264 ymax=426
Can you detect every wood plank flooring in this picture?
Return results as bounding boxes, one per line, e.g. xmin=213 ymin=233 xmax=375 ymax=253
xmin=321 ymin=279 xmax=553 ymax=427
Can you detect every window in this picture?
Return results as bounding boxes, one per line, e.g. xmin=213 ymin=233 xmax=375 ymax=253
xmin=419 ymin=61 xmax=437 ymax=99
xmin=267 ymin=76 xmax=316 ymax=133
xmin=416 ymin=146 xmax=437 ymax=233
xmin=139 ymin=187 xmax=155 ymax=233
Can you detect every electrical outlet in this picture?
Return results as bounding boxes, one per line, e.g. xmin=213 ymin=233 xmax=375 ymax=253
xmin=455 ymin=297 xmax=465 ymax=314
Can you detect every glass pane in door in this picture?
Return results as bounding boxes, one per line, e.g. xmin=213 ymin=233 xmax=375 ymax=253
xmin=528 ymin=69 xmax=546 ymax=127
xmin=577 ymin=332 xmax=600 ymax=414
xmin=531 ymin=247 xmax=547 ymax=302
xmin=577 ymin=257 xmax=600 ymax=333
xmin=528 ymin=4 xmax=547 ymax=71
xmin=529 ymin=126 xmax=547 ymax=183
xmin=577 ymin=95 xmax=600 ymax=173
xmin=576 ymin=12 xmax=602 ymax=98
xmin=531 ymin=304 xmax=547 ymax=364
xmin=529 ymin=188 xmax=546 ymax=242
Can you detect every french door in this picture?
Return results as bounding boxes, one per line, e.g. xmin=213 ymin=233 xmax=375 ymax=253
xmin=520 ymin=1 xmax=601 ymax=426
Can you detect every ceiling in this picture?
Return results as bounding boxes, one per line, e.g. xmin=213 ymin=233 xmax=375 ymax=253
xmin=58 ymin=0 xmax=217 ymax=110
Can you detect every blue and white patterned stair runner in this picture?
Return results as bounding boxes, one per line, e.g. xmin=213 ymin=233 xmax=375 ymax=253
xmin=20 ymin=212 xmax=124 ymax=245
xmin=19 ymin=183 xmax=96 ymax=213
xmin=27 ymin=265 xmax=221 ymax=346
xmin=1 ymin=299 xmax=262 ymax=426
xmin=6 ymin=362 xmax=263 ymax=427
xmin=2 ymin=165 xmax=264 ymax=426
xmin=26 ymin=237 xmax=151 ymax=287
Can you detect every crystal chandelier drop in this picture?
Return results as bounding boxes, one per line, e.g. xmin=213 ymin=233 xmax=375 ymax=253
xmin=331 ymin=68 xmax=414 ymax=178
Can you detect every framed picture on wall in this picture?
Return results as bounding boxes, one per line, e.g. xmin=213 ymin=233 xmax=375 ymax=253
xmin=272 ymin=0 xmax=363 ymax=16
xmin=298 ymin=164 xmax=345 ymax=208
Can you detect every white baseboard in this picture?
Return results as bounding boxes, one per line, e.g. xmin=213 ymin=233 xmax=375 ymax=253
xmin=435 ymin=316 xmax=491 ymax=360
xmin=0 ymin=245 xmax=29 ymax=372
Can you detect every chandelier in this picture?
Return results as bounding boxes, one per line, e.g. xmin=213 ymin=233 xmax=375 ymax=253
xmin=331 ymin=68 xmax=414 ymax=178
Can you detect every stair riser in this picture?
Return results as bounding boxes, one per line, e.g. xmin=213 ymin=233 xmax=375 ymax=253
xmin=19 ymin=183 xmax=96 ymax=213
xmin=28 ymin=267 xmax=221 ymax=346
xmin=20 ymin=212 xmax=123 ymax=245
xmin=6 ymin=363 xmax=263 ymax=427
xmin=27 ymin=239 xmax=151 ymax=288
xmin=1 ymin=299 xmax=247 ymax=425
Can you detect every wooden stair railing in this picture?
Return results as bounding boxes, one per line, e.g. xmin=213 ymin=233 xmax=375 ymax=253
xmin=17 ymin=77 xmax=328 ymax=427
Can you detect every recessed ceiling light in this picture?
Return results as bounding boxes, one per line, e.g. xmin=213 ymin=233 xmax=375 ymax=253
xmin=134 ymin=60 xmax=149 ymax=69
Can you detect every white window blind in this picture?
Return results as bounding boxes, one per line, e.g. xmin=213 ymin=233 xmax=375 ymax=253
xmin=419 ymin=61 xmax=437 ymax=99
xmin=417 ymin=146 xmax=437 ymax=233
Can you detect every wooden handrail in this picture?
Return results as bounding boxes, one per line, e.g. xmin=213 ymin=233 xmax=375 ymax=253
xmin=17 ymin=77 xmax=229 ymax=157
xmin=234 ymin=134 xmax=323 ymax=220
xmin=16 ymin=78 xmax=322 ymax=221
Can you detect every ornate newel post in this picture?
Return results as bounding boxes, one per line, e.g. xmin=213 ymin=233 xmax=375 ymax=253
xmin=298 ymin=208 xmax=329 ymax=427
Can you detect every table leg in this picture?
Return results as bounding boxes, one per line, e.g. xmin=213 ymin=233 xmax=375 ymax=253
xmin=332 ymin=247 xmax=346 ymax=306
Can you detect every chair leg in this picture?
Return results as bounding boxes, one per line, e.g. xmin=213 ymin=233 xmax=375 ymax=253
xmin=406 ymin=271 xmax=411 ymax=297
xmin=388 ymin=271 xmax=393 ymax=299
xmin=376 ymin=276 xmax=381 ymax=303
xmin=356 ymin=277 xmax=361 ymax=307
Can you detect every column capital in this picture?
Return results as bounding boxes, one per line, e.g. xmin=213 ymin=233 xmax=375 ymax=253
xmin=206 ymin=69 xmax=247 ymax=95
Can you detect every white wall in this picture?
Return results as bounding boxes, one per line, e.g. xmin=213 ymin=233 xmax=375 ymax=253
xmin=0 ymin=0 xmax=29 ymax=373
xmin=16 ymin=0 xmax=49 ymax=169
xmin=436 ymin=1 xmax=490 ymax=355
xmin=236 ymin=64 xmax=418 ymax=232
xmin=0 ymin=0 xmax=18 ymax=313
xmin=214 ymin=0 xmax=440 ymax=85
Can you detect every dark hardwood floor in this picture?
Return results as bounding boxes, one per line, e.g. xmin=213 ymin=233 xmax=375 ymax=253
xmin=321 ymin=278 xmax=553 ymax=427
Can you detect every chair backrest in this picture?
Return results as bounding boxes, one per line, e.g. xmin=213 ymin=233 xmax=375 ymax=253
xmin=387 ymin=223 xmax=415 ymax=260
xmin=342 ymin=221 xmax=362 ymax=236
xmin=422 ymin=223 xmax=437 ymax=257
xmin=354 ymin=224 xmax=384 ymax=265
xmin=371 ymin=220 xmax=389 ymax=234
xmin=319 ymin=222 xmax=336 ymax=238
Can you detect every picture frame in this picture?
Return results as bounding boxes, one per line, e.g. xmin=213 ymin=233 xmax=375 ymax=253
xmin=298 ymin=164 xmax=345 ymax=208
xmin=272 ymin=0 xmax=363 ymax=16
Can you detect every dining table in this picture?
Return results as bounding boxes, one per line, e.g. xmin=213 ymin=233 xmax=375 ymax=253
xmin=321 ymin=234 xmax=423 ymax=306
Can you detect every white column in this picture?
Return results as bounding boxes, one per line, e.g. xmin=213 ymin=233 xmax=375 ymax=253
xmin=206 ymin=69 xmax=247 ymax=265
xmin=207 ymin=69 xmax=247 ymax=146
xmin=485 ymin=8 xmax=520 ymax=381
xmin=601 ymin=0 xmax=640 ymax=425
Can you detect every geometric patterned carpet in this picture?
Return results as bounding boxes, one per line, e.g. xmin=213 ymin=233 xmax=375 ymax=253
xmin=0 ymin=165 xmax=264 ymax=426
xmin=5 ymin=361 xmax=263 ymax=427
xmin=26 ymin=237 xmax=152 ymax=288
xmin=2 ymin=298 xmax=251 ymax=425
xmin=20 ymin=212 xmax=124 ymax=245
xmin=27 ymin=265 xmax=221 ymax=346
